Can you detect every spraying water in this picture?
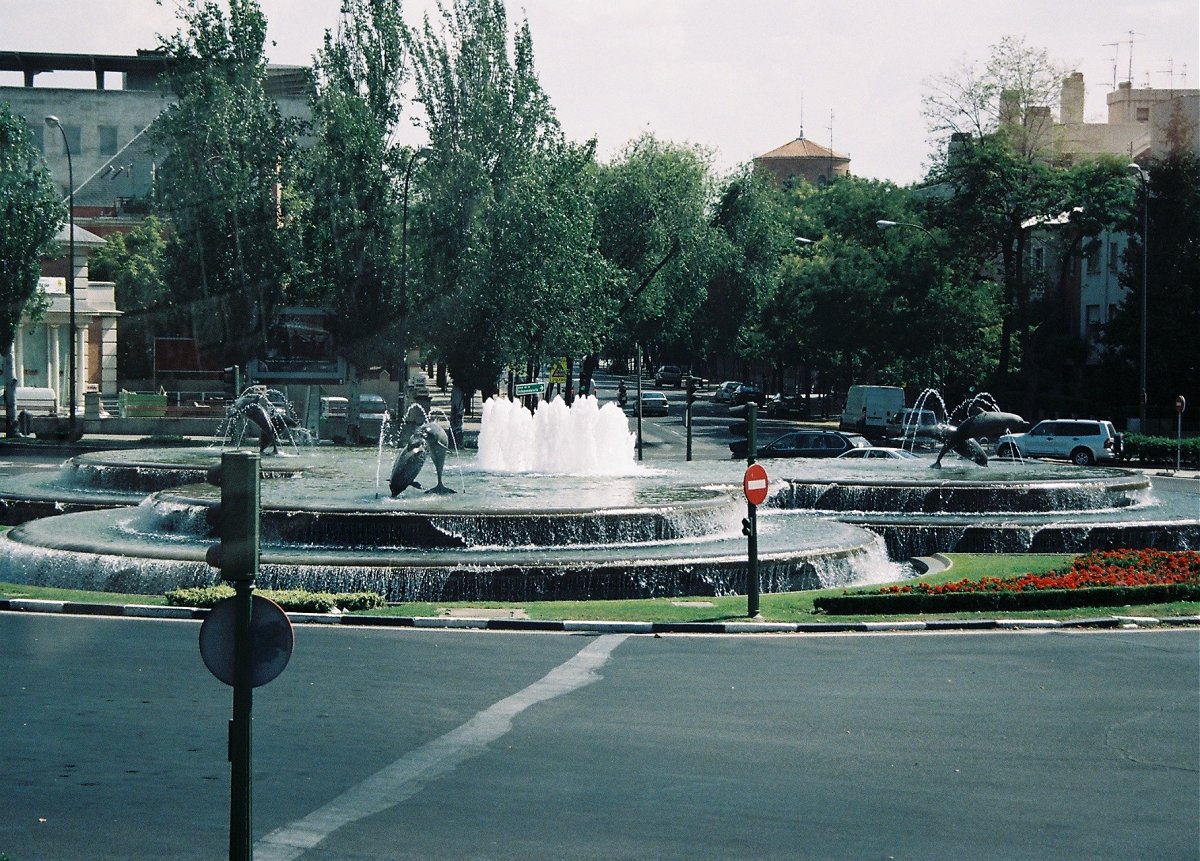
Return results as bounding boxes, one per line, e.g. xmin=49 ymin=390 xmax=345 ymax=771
xmin=476 ymin=395 xmax=637 ymax=475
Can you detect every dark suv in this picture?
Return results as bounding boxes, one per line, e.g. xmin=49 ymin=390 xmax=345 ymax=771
xmin=654 ymin=365 xmax=683 ymax=387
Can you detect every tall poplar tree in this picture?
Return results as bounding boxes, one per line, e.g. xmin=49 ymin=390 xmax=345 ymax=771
xmin=152 ymin=0 xmax=299 ymax=363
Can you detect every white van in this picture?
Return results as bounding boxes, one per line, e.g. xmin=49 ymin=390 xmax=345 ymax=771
xmin=840 ymin=385 xmax=905 ymax=439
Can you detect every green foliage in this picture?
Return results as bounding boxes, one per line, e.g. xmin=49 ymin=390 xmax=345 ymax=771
xmin=296 ymin=0 xmax=409 ymax=374
xmin=1101 ymin=146 xmax=1200 ymax=419
xmin=593 ymin=134 xmax=717 ymax=365
xmin=1121 ymin=433 xmax=1200 ymax=467
xmin=404 ymin=0 xmax=614 ymax=393
xmin=1 ymin=102 xmax=64 ymax=436
xmin=89 ymin=215 xmax=168 ymax=311
xmin=151 ymin=0 xmax=302 ymax=364
xmin=164 ymin=585 xmax=385 ymax=612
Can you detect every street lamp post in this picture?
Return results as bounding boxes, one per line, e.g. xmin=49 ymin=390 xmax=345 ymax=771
xmin=876 ymin=219 xmax=936 ymax=240
xmin=1128 ymin=164 xmax=1149 ymax=432
xmin=398 ymin=147 xmax=430 ymax=419
xmin=45 ymin=116 xmax=77 ymax=440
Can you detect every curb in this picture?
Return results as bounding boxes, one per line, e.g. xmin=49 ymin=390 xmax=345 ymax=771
xmin=2 ymin=598 xmax=1197 ymax=634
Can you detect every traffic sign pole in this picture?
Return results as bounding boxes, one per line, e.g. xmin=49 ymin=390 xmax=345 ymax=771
xmin=1176 ymin=396 xmax=1187 ymax=473
xmin=217 ymin=451 xmax=260 ymax=861
xmin=744 ymin=404 xmax=761 ymax=618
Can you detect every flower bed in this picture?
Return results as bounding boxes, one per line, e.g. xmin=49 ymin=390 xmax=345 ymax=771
xmin=813 ymin=550 xmax=1200 ymax=615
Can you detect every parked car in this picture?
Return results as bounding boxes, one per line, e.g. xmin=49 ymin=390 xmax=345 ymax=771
xmin=764 ymin=393 xmax=805 ymax=418
xmin=639 ymin=391 xmax=670 ymax=417
xmin=730 ymin=430 xmax=870 ymax=459
xmin=713 ymin=381 xmax=742 ymax=404
xmin=654 ymin=365 xmax=683 ymax=387
xmin=996 ymin=419 xmax=1123 ymax=466
xmin=886 ymin=407 xmax=953 ymax=441
xmin=837 ymin=447 xmax=919 ymax=460
xmin=729 ymin=384 xmax=767 ymax=407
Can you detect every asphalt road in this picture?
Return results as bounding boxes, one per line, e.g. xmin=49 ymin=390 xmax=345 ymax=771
xmin=3 ymin=614 xmax=1197 ymax=860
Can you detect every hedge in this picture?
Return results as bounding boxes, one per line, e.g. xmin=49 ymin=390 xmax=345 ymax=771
xmin=165 ymin=585 xmax=385 ymax=612
xmin=1121 ymin=433 xmax=1200 ymax=468
xmin=813 ymin=583 xmax=1200 ymax=615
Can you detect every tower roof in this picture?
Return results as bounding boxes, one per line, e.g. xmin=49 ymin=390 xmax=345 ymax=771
xmin=756 ymin=135 xmax=849 ymax=161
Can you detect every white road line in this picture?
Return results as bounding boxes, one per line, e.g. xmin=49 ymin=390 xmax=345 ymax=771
xmin=254 ymin=633 xmax=629 ymax=861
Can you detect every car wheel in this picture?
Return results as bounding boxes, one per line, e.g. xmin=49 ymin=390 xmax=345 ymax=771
xmin=997 ymin=443 xmax=1017 ymax=459
xmin=1070 ymin=447 xmax=1095 ymax=466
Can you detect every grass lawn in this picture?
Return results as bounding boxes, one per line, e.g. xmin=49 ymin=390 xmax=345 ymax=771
xmin=4 ymin=553 xmax=1197 ymax=623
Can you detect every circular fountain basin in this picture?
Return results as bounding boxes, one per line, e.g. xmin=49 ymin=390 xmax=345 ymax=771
xmin=2 ymin=445 xmax=1195 ymax=600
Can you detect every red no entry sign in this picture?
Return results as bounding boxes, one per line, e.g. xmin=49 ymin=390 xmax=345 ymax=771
xmin=743 ymin=463 xmax=769 ymax=506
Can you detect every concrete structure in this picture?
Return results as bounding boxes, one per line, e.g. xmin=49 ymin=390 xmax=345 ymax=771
xmin=1053 ymin=73 xmax=1200 ymax=164
xmin=753 ymin=134 xmax=850 ymax=186
xmin=10 ymin=224 xmax=122 ymax=412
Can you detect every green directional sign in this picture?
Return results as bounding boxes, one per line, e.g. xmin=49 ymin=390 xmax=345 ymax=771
xmin=515 ymin=382 xmax=543 ymax=396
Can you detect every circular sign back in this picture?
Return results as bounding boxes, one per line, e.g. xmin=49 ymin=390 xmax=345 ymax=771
xmin=743 ymin=462 xmax=769 ymax=506
xmin=199 ymin=594 xmax=294 ymax=687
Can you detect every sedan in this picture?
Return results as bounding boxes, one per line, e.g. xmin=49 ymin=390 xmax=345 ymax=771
xmin=729 ymin=430 xmax=870 ymax=459
xmin=639 ymin=391 xmax=670 ymax=417
xmin=837 ymin=447 xmax=919 ymax=460
xmin=729 ymin=384 xmax=767 ymax=407
xmin=713 ymin=381 xmax=742 ymax=404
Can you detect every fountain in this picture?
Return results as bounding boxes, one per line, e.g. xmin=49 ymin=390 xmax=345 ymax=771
xmin=1 ymin=392 xmax=1195 ymax=602
xmin=0 ymin=395 xmax=904 ymax=601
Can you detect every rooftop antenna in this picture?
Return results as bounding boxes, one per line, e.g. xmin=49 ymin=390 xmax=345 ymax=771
xmin=1102 ymin=41 xmax=1120 ymax=89
xmin=827 ymin=109 xmax=834 ymax=181
xmin=1158 ymin=59 xmax=1176 ymax=90
xmin=799 ymin=91 xmax=805 ymax=139
xmin=1126 ymin=30 xmax=1142 ymax=84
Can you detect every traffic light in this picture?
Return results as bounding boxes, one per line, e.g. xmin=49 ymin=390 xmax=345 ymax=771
xmin=204 ymin=452 xmax=260 ymax=582
xmin=741 ymin=516 xmax=753 ymax=537
xmin=222 ymin=365 xmax=241 ymax=398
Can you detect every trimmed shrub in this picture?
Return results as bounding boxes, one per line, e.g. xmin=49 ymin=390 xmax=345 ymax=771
xmin=1121 ymin=433 xmax=1200 ymax=467
xmin=165 ymin=585 xmax=385 ymax=612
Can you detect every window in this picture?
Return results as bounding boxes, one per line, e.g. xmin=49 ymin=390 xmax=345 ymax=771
xmin=1085 ymin=304 xmax=1101 ymax=341
xmin=98 ymin=125 xmax=119 ymax=155
xmin=60 ymin=125 xmax=81 ymax=155
xmin=1136 ymin=107 xmax=1150 ymax=122
xmin=1086 ymin=245 xmax=1100 ymax=276
xmin=1031 ymin=246 xmax=1045 ymax=271
xmin=1108 ymin=241 xmax=1119 ymax=272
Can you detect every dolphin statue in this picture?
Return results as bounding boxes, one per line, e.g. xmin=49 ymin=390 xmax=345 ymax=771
xmin=232 ymin=390 xmax=281 ymax=454
xmin=932 ymin=410 xmax=1028 ymax=468
xmin=419 ymin=421 xmax=457 ymax=494
xmin=389 ymin=434 xmax=428 ymax=496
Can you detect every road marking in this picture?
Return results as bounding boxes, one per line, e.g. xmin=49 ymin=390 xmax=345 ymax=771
xmin=254 ymin=633 xmax=629 ymax=860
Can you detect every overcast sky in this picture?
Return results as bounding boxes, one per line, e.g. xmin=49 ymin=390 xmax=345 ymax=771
xmin=3 ymin=0 xmax=1196 ymax=184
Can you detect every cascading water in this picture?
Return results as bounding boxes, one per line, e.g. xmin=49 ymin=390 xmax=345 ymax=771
xmin=2 ymin=392 xmax=1196 ymax=601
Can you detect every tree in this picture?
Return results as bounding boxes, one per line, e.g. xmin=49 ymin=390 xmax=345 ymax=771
xmin=404 ymin=0 xmax=614 ymax=395
xmin=152 ymin=0 xmax=300 ymax=365
xmin=89 ymin=215 xmax=169 ymax=380
xmin=696 ymin=166 xmax=790 ymax=379
xmin=923 ymin=38 xmax=1138 ymax=412
xmin=592 ymin=134 xmax=717 ymax=372
xmin=296 ymin=0 xmax=409 ymax=375
xmin=1102 ymin=142 xmax=1200 ymax=424
xmin=0 ymin=103 xmax=63 ymax=436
